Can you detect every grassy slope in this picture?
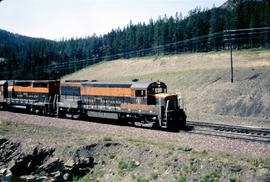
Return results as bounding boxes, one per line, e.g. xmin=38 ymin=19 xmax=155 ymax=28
xmin=63 ymin=49 xmax=270 ymax=120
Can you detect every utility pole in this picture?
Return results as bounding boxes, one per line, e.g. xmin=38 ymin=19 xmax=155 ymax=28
xmin=230 ymin=39 xmax=233 ymax=83
xmin=229 ymin=31 xmax=234 ymax=83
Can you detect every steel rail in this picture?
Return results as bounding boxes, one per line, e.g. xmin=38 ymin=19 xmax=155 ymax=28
xmin=186 ymin=121 xmax=270 ymax=143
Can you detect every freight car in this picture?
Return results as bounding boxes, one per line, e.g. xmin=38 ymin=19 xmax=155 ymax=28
xmin=0 ymin=80 xmax=186 ymax=130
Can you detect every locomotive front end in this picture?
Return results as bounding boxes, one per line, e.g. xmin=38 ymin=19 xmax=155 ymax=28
xmin=146 ymin=81 xmax=186 ymax=130
xmin=155 ymin=93 xmax=186 ymax=130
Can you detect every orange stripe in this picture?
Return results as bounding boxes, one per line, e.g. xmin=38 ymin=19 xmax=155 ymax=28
xmin=13 ymin=86 xmax=49 ymax=93
xmin=121 ymin=103 xmax=158 ymax=111
xmin=81 ymin=87 xmax=132 ymax=97
xmin=61 ymin=83 xmax=81 ymax=87
xmin=8 ymin=86 xmax=13 ymax=92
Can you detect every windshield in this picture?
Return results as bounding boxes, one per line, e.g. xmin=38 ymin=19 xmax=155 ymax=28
xmin=166 ymin=96 xmax=178 ymax=110
xmin=148 ymin=87 xmax=167 ymax=94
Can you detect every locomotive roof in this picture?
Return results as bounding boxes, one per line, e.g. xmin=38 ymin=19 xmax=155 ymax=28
xmin=130 ymin=82 xmax=152 ymax=89
xmin=131 ymin=81 xmax=166 ymax=89
xmin=82 ymin=81 xmax=167 ymax=89
xmin=64 ymin=80 xmax=88 ymax=82
xmin=0 ymin=80 xmax=7 ymax=85
xmin=13 ymin=80 xmax=57 ymax=83
xmin=82 ymin=82 xmax=132 ymax=88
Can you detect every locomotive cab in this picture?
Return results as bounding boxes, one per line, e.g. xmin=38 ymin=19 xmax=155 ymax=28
xmin=131 ymin=81 xmax=186 ymax=130
xmin=145 ymin=81 xmax=186 ymax=130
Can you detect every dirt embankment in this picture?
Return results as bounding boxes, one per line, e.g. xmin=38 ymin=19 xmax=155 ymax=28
xmin=1 ymin=112 xmax=270 ymax=181
xmin=63 ymin=49 xmax=270 ymax=120
xmin=0 ymin=138 xmax=118 ymax=181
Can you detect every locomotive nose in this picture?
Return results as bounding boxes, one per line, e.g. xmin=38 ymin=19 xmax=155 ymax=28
xmin=154 ymin=93 xmax=178 ymax=106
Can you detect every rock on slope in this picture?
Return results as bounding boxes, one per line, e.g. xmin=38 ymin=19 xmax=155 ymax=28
xmin=0 ymin=138 xmax=119 ymax=181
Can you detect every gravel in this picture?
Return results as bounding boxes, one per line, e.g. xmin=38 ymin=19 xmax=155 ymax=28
xmin=1 ymin=111 xmax=269 ymax=159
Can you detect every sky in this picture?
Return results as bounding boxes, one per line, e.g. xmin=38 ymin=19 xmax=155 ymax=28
xmin=0 ymin=0 xmax=225 ymax=40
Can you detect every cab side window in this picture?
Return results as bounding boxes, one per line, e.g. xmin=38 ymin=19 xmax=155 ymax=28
xmin=33 ymin=83 xmax=48 ymax=88
xmin=135 ymin=90 xmax=146 ymax=97
xmin=16 ymin=82 xmax=31 ymax=87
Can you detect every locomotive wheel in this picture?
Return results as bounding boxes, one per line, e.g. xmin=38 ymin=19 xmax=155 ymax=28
xmin=57 ymin=108 xmax=66 ymax=118
xmin=37 ymin=109 xmax=45 ymax=116
xmin=134 ymin=116 xmax=155 ymax=128
xmin=35 ymin=109 xmax=39 ymax=115
xmin=66 ymin=113 xmax=72 ymax=119
xmin=72 ymin=114 xmax=80 ymax=119
xmin=58 ymin=112 xmax=65 ymax=118
xmin=26 ymin=106 xmax=31 ymax=114
xmin=0 ymin=105 xmax=5 ymax=110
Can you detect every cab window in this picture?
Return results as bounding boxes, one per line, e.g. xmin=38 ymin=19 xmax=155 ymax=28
xmin=16 ymin=82 xmax=31 ymax=87
xmin=168 ymin=99 xmax=177 ymax=109
xmin=155 ymin=87 xmax=164 ymax=93
xmin=135 ymin=90 xmax=146 ymax=97
xmin=33 ymin=82 xmax=48 ymax=88
xmin=148 ymin=87 xmax=167 ymax=94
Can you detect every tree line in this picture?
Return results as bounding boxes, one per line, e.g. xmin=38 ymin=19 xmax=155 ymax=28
xmin=0 ymin=0 xmax=270 ymax=79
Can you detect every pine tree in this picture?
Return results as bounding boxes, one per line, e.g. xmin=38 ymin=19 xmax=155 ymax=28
xmin=209 ymin=7 xmax=218 ymax=50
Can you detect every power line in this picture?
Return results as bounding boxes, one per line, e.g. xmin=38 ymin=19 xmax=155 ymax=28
xmin=0 ymin=27 xmax=270 ymax=79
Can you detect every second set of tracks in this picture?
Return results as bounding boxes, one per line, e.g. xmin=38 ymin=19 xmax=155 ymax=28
xmin=186 ymin=121 xmax=270 ymax=143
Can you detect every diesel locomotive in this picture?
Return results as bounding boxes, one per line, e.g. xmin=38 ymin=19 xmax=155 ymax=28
xmin=0 ymin=80 xmax=186 ymax=130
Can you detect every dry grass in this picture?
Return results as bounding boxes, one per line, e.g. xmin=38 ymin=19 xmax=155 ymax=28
xmin=62 ymin=49 xmax=270 ymax=120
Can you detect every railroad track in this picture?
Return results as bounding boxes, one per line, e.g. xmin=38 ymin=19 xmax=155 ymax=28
xmin=186 ymin=121 xmax=270 ymax=143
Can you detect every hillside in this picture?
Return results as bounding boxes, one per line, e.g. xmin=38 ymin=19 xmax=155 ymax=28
xmin=0 ymin=29 xmax=47 ymax=48
xmin=1 ymin=0 xmax=270 ymax=80
xmin=63 ymin=49 xmax=270 ymax=120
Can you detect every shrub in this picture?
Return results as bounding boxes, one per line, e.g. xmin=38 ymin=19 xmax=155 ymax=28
xmin=118 ymin=160 xmax=137 ymax=175
xmin=229 ymin=164 xmax=242 ymax=172
xmin=103 ymin=136 xmax=112 ymax=141
xmin=200 ymin=169 xmax=222 ymax=182
xmin=150 ymin=172 xmax=159 ymax=180
xmin=109 ymin=154 xmax=116 ymax=159
xmin=190 ymin=159 xmax=198 ymax=173
xmin=178 ymin=175 xmax=186 ymax=182
xmin=178 ymin=146 xmax=192 ymax=152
